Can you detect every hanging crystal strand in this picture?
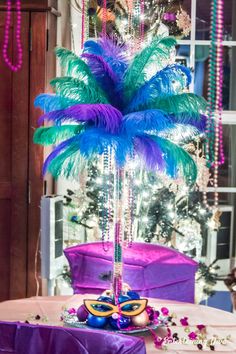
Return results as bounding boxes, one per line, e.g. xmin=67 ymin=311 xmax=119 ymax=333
xmin=113 ymin=167 xmax=125 ymax=304
xmin=101 ymin=147 xmax=110 ymax=251
xmin=84 ymin=0 xmax=89 ymax=41
xmin=81 ymin=0 xmax=86 ymax=49
xmin=102 ymin=0 xmax=107 ymax=37
xmin=127 ymin=0 xmax=133 ymax=36
xmin=132 ymin=0 xmax=141 ymax=51
xmin=106 ymin=147 xmax=113 ymax=250
xmin=140 ymin=0 xmax=145 ymax=44
xmin=126 ymin=163 xmax=135 ymax=248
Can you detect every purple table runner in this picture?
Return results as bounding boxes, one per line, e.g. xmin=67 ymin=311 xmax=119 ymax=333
xmin=0 ymin=321 xmax=146 ymax=354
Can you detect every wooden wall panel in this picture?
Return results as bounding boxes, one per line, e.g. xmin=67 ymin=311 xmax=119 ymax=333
xmin=27 ymin=10 xmax=56 ymax=297
xmin=0 ymin=200 xmax=11 ymax=300
xmin=0 ymin=14 xmax=14 ymax=301
xmin=10 ymin=12 xmax=30 ymax=299
xmin=0 ymin=1 xmax=57 ymax=300
xmin=27 ymin=11 xmax=47 ymax=297
xmin=0 ymin=12 xmax=29 ymax=301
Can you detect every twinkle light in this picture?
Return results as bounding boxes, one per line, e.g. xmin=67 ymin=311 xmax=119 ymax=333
xmin=134 ymin=179 xmax=142 ymax=186
xmin=142 ymin=216 xmax=149 ymax=223
xmin=199 ymin=208 xmax=206 ymax=215
xmin=142 ymin=191 xmax=149 ymax=198
xmin=96 ymin=177 xmax=103 ymax=184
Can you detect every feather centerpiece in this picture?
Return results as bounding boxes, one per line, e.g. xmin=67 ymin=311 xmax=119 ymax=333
xmin=34 ymin=35 xmax=207 ymax=319
xmin=34 ymin=36 xmax=206 ymax=184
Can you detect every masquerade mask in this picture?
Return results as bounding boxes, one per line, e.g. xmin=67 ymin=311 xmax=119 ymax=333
xmin=84 ymin=299 xmax=148 ymax=318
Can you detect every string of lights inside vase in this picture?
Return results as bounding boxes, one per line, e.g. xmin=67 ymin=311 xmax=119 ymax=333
xmin=203 ymin=0 xmax=224 ymax=212
xmin=2 ymin=0 xmax=23 ymax=72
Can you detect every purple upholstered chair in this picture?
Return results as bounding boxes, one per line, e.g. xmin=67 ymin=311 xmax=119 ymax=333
xmin=64 ymin=242 xmax=198 ymax=303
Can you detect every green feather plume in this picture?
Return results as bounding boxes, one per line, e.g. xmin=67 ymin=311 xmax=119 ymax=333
xmin=50 ymin=77 xmax=109 ymax=104
xmin=47 ymin=144 xmax=89 ymax=179
xmin=33 ymin=125 xmax=84 ymax=146
xmin=124 ymin=37 xmax=177 ymax=101
xmin=55 ymin=47 xmax=94 ymax=81
xmin=155 ymin=93 xmax=207 ymax=117
xmin=152 ymin=136 xmax=197 ymax=184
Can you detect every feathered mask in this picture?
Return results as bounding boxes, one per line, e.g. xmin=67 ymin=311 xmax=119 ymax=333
xmin=34 ymin=36 xmax=206 ymax=184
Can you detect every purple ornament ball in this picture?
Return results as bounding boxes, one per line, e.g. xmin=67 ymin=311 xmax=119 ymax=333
xmin=146 ymin=306 xmax=155 ymax=321
xmin=77 ymin=304 xmax=89 ymax=322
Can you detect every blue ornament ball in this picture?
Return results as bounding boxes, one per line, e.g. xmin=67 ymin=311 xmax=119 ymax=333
xmin=87 ymin=314 xmax=108 ymax=328
xmin=127 ymin=291 xmax=140 ymax=300
xmin=71 ymin=215 xmax=79 ymax=222
xmin=118 ymin=295 xmax=130 ymax=303
xmin=97 ymin=296 xmax=114 ymax=304
xmin=109 ymin=315 xmax=131 ymax=329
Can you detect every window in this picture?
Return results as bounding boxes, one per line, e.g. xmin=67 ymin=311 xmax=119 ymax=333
xmin=180 ymin=0 xmax=236 ymax=263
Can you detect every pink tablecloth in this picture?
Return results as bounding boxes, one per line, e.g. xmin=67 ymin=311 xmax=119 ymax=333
xmin=0 ymin=295 xmax=236 ymax=353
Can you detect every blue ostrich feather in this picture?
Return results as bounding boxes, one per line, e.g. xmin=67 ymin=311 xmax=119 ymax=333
xmin=34 ymin=94 xmax=76 ymax=112
xmin=122 ymin=109 xmax=173 ymax=135
xmin=126 ymin=64 xmax=192 ymax=113
xmin=78 ymin=128 xmax=132 ymax=166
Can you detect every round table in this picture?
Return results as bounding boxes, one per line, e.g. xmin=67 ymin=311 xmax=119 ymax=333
xmin=0 ymin=295 xmax=236 ymax=353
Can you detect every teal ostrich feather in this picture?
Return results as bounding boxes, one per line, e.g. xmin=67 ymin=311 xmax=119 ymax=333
xmin=50 ymin=77 xmax=109 ymax=104
xmin=33 ymin=125 xmax=84 ymax=145
xmin=124 ymin=37 xmax=177 ymax=101
xmin=55 ymin=47 xmax=94 ymax=80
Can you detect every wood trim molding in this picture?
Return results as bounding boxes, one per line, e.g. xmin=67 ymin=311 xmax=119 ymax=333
xmin=0 ymin=0 xmax=60 ymax=15
xmin=0 ymin=6 xmax=61 ymax=16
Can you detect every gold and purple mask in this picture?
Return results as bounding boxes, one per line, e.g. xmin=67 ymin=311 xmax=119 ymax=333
xmin=84 ymin=299 xmax=148 ymax=317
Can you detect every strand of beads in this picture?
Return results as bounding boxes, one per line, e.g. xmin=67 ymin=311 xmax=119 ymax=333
xmin=80 ymin=0 xmax=85 ymax=49
xmin=101 ymin=147 xmax=111 ymax=252
xmin=3 ymin=0 xmax=23 ymax=72
xmin=126 ymin=164 xmax=135 ymax=248
xmin=127 ymin=0 xmax=134 ymax=37
xmin=113 ymin=167 xmax=124 ymax=301
xmin=102 ymin=0 xmax=107 ymax=37
xmin=139 ymin=0 xmax=145 ymax=44
xmin=204 ymin=0 xmax=224 ymax=209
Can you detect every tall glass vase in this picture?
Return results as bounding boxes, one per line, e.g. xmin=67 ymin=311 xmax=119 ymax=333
xmin=112 ymin=167 xmax=125 ymax=302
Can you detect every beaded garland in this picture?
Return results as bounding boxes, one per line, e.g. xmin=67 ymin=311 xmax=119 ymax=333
xmin=2 ymin=0 xmax=23 ymax=72
xmin=140 ymin=0 xmax=145 ymax=43
xmin=102 ymin=0 xmax=107 ymax=37
xmin=204 ymin=0 xmax=224 ymax=209
xmin=81 ymin=0 xmax=86 ymax=49
xmin=101 ymin=147 xmax=112 ymax=252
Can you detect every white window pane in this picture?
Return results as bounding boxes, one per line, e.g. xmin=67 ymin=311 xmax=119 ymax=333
xmin=194 ymin=46 xmax=235 ymax=110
